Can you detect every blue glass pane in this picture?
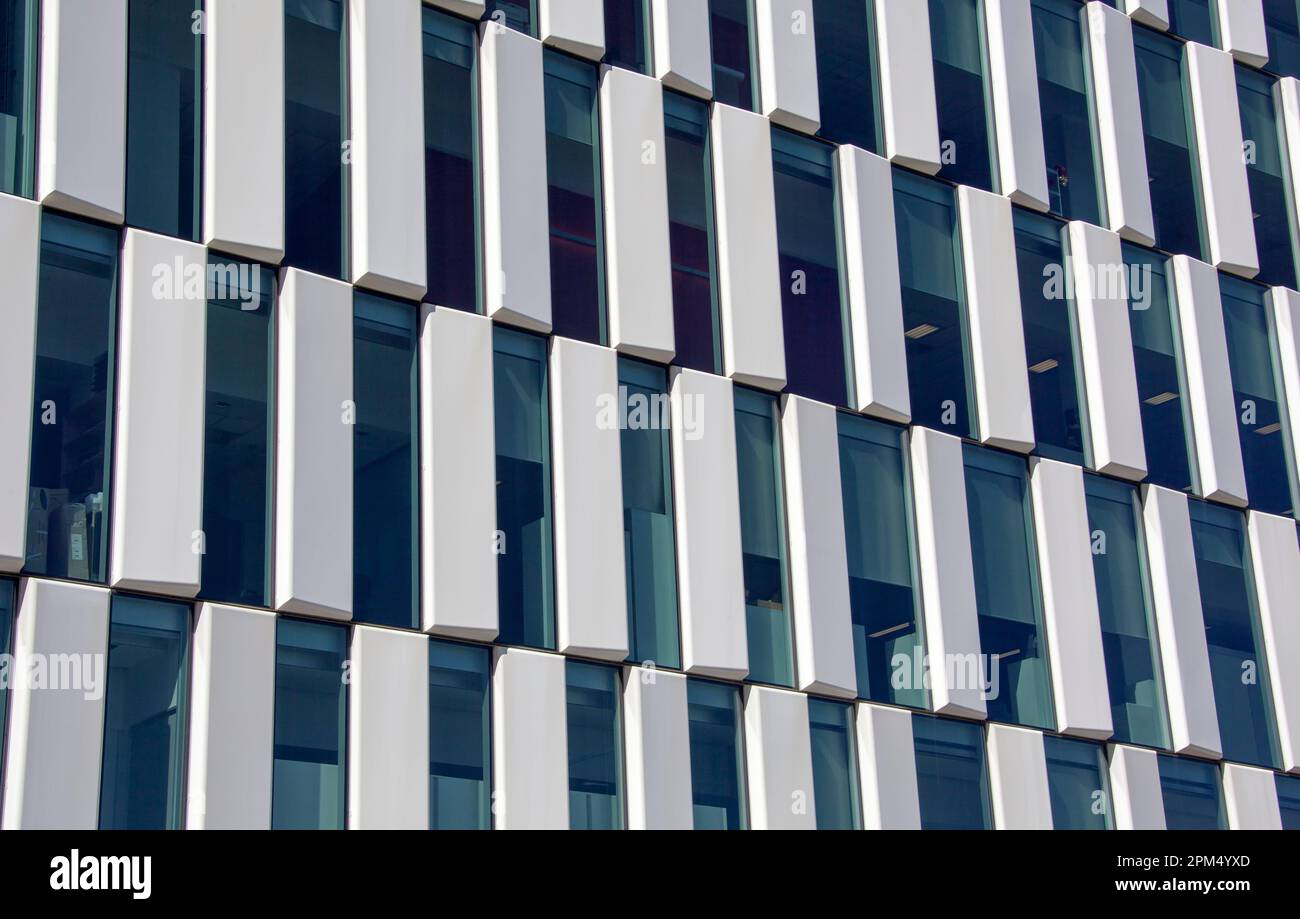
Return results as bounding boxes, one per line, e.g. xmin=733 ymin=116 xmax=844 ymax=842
xmin=893 ymin=171 xmax=974 ymax=438
xmin=1167 ymin=0 xmax=1215 ymax=45
xmin=619 ymin=358 xmax=681 ymax=669
xmin=930 ymin=0 xmax=996 ymax=191
xmin=1238 ymin=68 xmax=1298 ymax=290
xmin=567 ymin=661 xmax=624 ymax=829
xmin=1044 ymin=735 xmax=1111 ymax=829
xmin=200 ymin=261 xmax=274 ymax=608
xmin=687 ymin=679 xmax=747 ymax=829
xmin=963 ymin=446 xmax=1054 ymax=730
xmin=808 ymin=698 xmax=861 ymax=830
xmin=272 ymin=618 xmax=348 ymax=830
xmin=1084 ymin=475 xmax=1170 ymax=749
xmin=1123 ymin=245 xmax=1194 ymax=491
xmin=353 ymin=294 xmax=419 ymax=629
xmin=285 ymin=0 xmax=346 ymax=279
xmin=0 ymin=0 xmax=37 ymax=197
xmin=428 ymin=639 xmax=492 ymax=830
xmin=126 ymin=0 xmax=202 ymax=240
xmin=813 ymin=0 xmax=880 ymax=152
xmin=423 ymin=9 xmax=480 ymax=312
xmin=1189 ymin=501 xmax=1281 ymax=768
xmin=1265 ymin=0 xmax=1300 ymax=79
xmin=735 ymin=388 xmax=794 ymax=687
xmin=604 ymin=0 xmax=649 ymax=73
xmin=709 ymin=0 xmax=756 ymax=110
xmin=486 ymin=0 xmax=535 ymax=35
xmin=0 ymin=580 xmax=15 ymax=789
xmin=545 ymin=52 xmax=605 ymax=344
xmin=26 ymin=214 xmax=118 ymax=584
xmin=1158 ymin=754 xmax=1226 ymax=829
xmin=912 ymin=714 xmax=991 ymax=830
xmin=838 ymin=414 xmax=925 ymax=708
xmin=665 ymin=91 xmax=721 ymax=374
xmin=99 ymin=596 xmax=189 ymax=830
xmin=1277 ymin=773 xmax=1300 ymax=829
xmin=494 ymin=328 xmax=556 ymax=649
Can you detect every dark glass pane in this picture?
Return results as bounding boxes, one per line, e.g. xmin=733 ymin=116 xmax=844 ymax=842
xmin=913 ymin=714 xmax=990 ymax=830
xmin=1045 ymin=735 xmax=1111 ymax=829
xmin=428 ymin=639 xmax=492 ymax=830
xmin=26 ymin=214 xmax=118 ymax=584
xmin=604 ymin=0 xmax=649 ymax=73
xmin=687 ymin=679 xmax=747 ymax=829
xmin=0 ymin=0 xmax=37 ymax=197
xmin=567 ymin=661 xmax=624 ymax=829
xmin=0 ymin=579 xmax=11 ymax=780
xmin=126 ymin=0 xmax=202 ymax=240
xmin=353 ymin=294 xmax=418 ymax=629
xmin=1265 ymin=0 xmax=1300 ymax=79
xmin=486 ymin=0 xmax=535 ymax=35
xmin=709 ymin=0 xmax=756 ymax=110
xmin=423 ymin=9 xmax=479 ymax=312
xmin=1278 ymin=773 xmax=1300 ymax=829
xmin=200 ymin=260 xmax=273 ymax=607
xmin=929 ymin=0 xmax=996 ymax=191
xmin=809 ymin=698 xmax=861 ymax=830
xmin=812 ymin=0 xmax=880 ymax=152
xmin=285 ymin=0 xmax=346 ymax=279
xmin=99 ymin=596 xmax=189 ymax=830
xmin=1238 ymin=68 xmax=1298 ymax=290
xmin=1158 ymin=754 xmax=1226 ymax=829
xmin=1167 ymin=0 xmax=1215 ymax=45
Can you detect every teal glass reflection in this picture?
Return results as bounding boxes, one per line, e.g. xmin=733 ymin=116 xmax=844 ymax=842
xmin=963 ymin=446 xmax=1054 ymax=731
xmin=604 ymin=0 xmax=650 ymax=74
xmin=1158 ymin=754 xmax=1226 ymax=829
xmin=1044 ymin=735 xmax=1112 ymax=830
xmin=687 ymin=679 xmax=747 ymax=829
xmin=1084 ymin=475 xmax=1170 ymax=749
xmin=1189 ymin=501 xmax=1281 ymax=769
xmin=1265 ymin=0 xmax=1300 ymax=79
xmin=0 ymin=0 xmax=37 ymax=197
xmin=429 ymin=640 xmax=492 ymax=830
xmin=353 ymin=293 xmax=419 ymax=630
xmin=619 ymin=358 xmax=681 ymax=669
xmin=735 ymin=388 xmax=794 ymax=688
xmin=0 ymin=580 xmax=15 ymax=788
xmin=1237 ymin=68 xmax=1298 ymax=290
xmin=1167 ymin=0 xmax=1215 ymax=45
xmin=709 ymin=0 xmax=757 ymax=111
xmin=913 ymin=714 xmax=991 ymax=830
xmin=809 ymin=698 xmax=861 ymax=830
xmin=272 ymin=618 xmax=348 ymax=830
xmin=1277 ymin=773 xmax=1300 ymax=829
xmin=26 ymin=214 xmax=119 ymax=585
xmin=812 ymin=0 xmax=881 ymax=152
xmin=99 ymin=595 xmax=190 ymax=830
xmin=838 ymin=414 xmax=925 ymax=708
xmin=566 ymin=661 xmax=624 ymax=829
xmin=494 ymin=328 xmax=556 ymax=650
xmin=485 ymin=0 xmax=536 ymax=35
xmin=929 ymin=0 xmax=996 ymax=191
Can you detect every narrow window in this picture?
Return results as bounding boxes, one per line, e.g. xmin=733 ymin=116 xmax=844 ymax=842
xmin=1044 ymin=735 xmax=1112 ymax=830
xmin=428 ymin=639 xmax=492 ymax=830
xmin=200 ymin=260 xmax=274 ymax=607
xmin=1158 ymin=754 xmax=1227 ymax=829
xmin=26 ymin=214 xmax=119 ymax=585
xmin=838 ymin=413 xmax=926 ymax=708
xmin=1237 ymin=68 xmax=1298 ymax=290
xmin=1265 ymin=0 xmax=1300 ymax=79
xmin=1277 ymin=773 xmax=1300 ymax=829
xmin=353 ymin=293 xmax=419 ymax=629
xmin=708 ymin=0 xmax=757 ymax=111
xmin=0 ymin=579 xmax=14 ymax=781
xmin=99 ymin=595 xmax=190 ymax=830
xmin=735 ymin=388 xmax=794 ymax=688
xmin=929 ymin=0 xmax=997 ymax=192
xmin=912 ymin=714 xmax=991 ymax=830
xmin=566 ymin=660 xmax=625 ymax=830
xmin=272 ymin=618 xmax=348 ymax=830
xmin=485 ymin=0 xmax=536 ymax=36
xmin=811 ymin=0 xmax=881 ymax=153
xmin=0 ymin=0 xmax=37 ymax=197
xmin=1166 ymin=0 xmax=1216 ymax=45
xmin=604 ymin=0 xmax=650 ymax=74
xmin=687 ymin=678 xmax=748 ymax=830
xmin=808 ymin=698 xmax=861 ymax=830
xmin=494 ymin=327 xmax=556 ymax=650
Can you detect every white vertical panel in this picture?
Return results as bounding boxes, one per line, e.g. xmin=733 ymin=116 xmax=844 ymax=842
xmin=671 ymin=368 xmax=749 ymax=680
xmin=1222 ymin=763 xmax=1283 ymax=829
xmin=743 ymin=685 xmax=817 ymax=830
xmin=480 ymin=22 xmax=552 ymax=332
xmin=348 ymin=626 xmax=429 ymax=830
xmin=985 ymin=0 xmax=1050 ymax=210
xmin=274 ymin=268 xmax=353 ymax=620
xmin=1 ymin=579 xmax=110 ymax=830
xmin=1068 ymin=220 xmax=1148 ymax=480
xmin=539 ymin=0 xmax=605 ymax=60
xmin=782 ymin=396 xmax=857 ymax=699
xmin=492 ymin=647 xmax=569 ymax=829
xmin=838 ymin=145 xmax=910 ymax=423
xmin=0 ymin=194 xmax=39 ymax=572
xmin=186 ymin=603 xmax=277 ymax=830
xmin=1029 ymin=458 xmax=1114 ymax=740
xmin=349 ymin=0 xmax=427 ymax=301
xmin=986 ymin=724 xmax=1052 ymax=829
xmin=110 ymin=231 xmax=207 ymax=597
xmin=1171 ymin=255 xmax=1249 ymax=507
xmin=1087 ymin=3 xmax=1157 ymax=246
xmin=855 ymin=703 xmax=922 ymax=830
xmin=873 ymin=0 xmax=941 ymax=173
xmin=551 ymin=338 xmax=628 ymax=661
xmin=419 ymin=306 xmax=498 ymax=641
xmin=1215 ymin=0 xmax=1269 ymax=68
xmin=712 ymin=103 xmax=786 ymax=391
xmin=1108 ymin=743 xmax=1167 ymax=829
xmin=754 ymin=0 xmax=820 ymax=134
xmin=1120 ymin=0 xmax=1169 ymax=30
xmin=1141 ymin=484 xmax=1223 ymax=759
xmin=37 ymin=0 xmax=127 ymax=224
xmin=958 ymin=186 xmax=1036 ymax=453
xmin=650 ymin=0 xmax=713 ymax=98
xmin=1246 ymin=510 xmax=1300 ymax=774
xmin=1185 ymin=43 xmax=1259 ymax=279
xmin=909 ymin=427 xmax=986 ymax=720
xmin=600 ymin=66 xmax=675 ymax=363
xmin=428 ymin=0 xmax=485 ymax=19
xmin=623 ymin=666 xmax=694 ymax=830
xmin=1270 ymin=287 xmax=1300 ymax=509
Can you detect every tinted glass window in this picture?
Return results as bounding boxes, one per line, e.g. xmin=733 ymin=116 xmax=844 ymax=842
xmin=930 ymin=0 xmax=996 ymax=191
xmin=1158 ymin=754 xmax=1226 ymax=829
xmin=428 ymin=640 xmax=492 ymax=830
xmin=709 ymin=0 xmax=757 ymax=110
xmin=604 ymin=0 xmax=649 ymax=73
xmin=0 ymin=0 xmax=37 ymax=197
xmin=1238 ymin=68 xmax=1297 ymax=290
xmin=812 ymin=0 xmax=880 ymax=152
xmin=809 ymin=698 xmax=861 ymax=830
xmin=687 ymin=679 xmax=748 ymax=829
xmin=913 ymin=714 xmax=991 ymax=830
xmin=1044 ymin=735 xmax=1111 ymax=830
xmin=566 ymin=661 xmax=624 ymax=829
